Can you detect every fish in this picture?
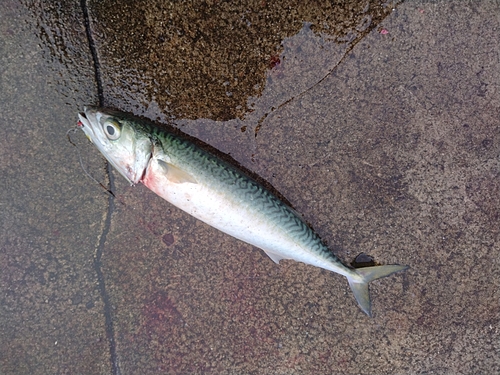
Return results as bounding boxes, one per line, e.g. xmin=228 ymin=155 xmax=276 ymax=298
xmin=77 ymin=106 xmax=408 ymax=316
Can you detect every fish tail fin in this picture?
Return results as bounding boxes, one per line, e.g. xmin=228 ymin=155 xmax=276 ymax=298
xmin=347 ymin=264 xmax=409 ymax=317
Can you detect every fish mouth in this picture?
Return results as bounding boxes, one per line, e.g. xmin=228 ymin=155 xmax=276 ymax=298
xmin=77 ymin=111 xmax=88 ymax=127
xmin=77 ymin=112 xmax=92 ymax=142
xmin=77 ymin=107 xmax=99 ymax=141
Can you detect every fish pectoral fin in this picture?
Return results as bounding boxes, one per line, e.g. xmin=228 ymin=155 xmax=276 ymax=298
xmin=264 ymin=250 xmax=286 ymax=264
xmin=157 ymin=159 xmax=197 ymax=184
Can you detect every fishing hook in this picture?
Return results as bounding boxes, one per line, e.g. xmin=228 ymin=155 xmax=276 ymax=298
xmin=66 ymin=127 xmax=115 ymax=198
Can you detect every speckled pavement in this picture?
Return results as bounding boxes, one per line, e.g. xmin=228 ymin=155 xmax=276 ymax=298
xmin=1 ymin=1 xmax=499 ymax=374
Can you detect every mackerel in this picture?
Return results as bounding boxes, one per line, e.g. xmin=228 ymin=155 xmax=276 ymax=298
xmin=78 ymin=106 xmax=408 ymax=316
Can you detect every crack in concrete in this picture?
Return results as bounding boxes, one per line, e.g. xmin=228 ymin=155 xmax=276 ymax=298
xmin=80 ymin=1 xmax=120 ymax=374
xmin=254 ymin=40 xmax=358 ymax=137
xmin=254 ymin=6 xmax=397 ymax=137
xmin=93 ymin=170 xmax=119 ymax=375
xmin=81 ymin=0 xmax=104 ymax=106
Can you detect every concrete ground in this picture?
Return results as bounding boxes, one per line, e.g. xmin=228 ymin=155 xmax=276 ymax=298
xmin=1 ymin=0 xmax=499 ymax=374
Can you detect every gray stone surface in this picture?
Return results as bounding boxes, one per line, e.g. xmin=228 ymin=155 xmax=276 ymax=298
xmin=0 ymin=1 xmax=110 ymax=374
xmin=1 ymin=0 xmax=499 ymax=374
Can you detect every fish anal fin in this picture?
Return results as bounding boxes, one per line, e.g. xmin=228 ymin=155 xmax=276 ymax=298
xmin=264 ymin=250 xmax=286 ymax=264
xmin=157 ymin=159 xmax=197 ymax=184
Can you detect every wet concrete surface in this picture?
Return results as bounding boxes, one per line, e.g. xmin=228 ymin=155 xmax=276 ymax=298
xmin=1 ymin=0 xmax=499 ymax=374
xmin=0 ymin=2 xmax=109 ymax=374
xmin=88 ymin=0 xmax=392 ymax=121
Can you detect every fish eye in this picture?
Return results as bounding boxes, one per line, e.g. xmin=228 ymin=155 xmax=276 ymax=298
xmin=102 ymin=119 xmax=121 ymax=140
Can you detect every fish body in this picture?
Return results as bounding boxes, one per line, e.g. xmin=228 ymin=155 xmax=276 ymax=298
xmin=78 ymin=106 xmax=408 ymax=316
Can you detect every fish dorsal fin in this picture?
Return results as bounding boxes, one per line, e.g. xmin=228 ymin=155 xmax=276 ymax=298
xmin=157 ymin=159 xmax=197 ymax=184
xmin=264 ymin=250 xmax=286 ymax=264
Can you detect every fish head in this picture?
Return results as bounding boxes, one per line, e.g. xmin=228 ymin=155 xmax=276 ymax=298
xmin=78 ymin=106 xmax=152 ymax=185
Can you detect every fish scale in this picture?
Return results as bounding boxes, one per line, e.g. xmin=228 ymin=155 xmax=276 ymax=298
xmin=164 ymin=131 xmax=328 ymax=260
xmin=78 ymin=106 xmax=409 ymax=316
